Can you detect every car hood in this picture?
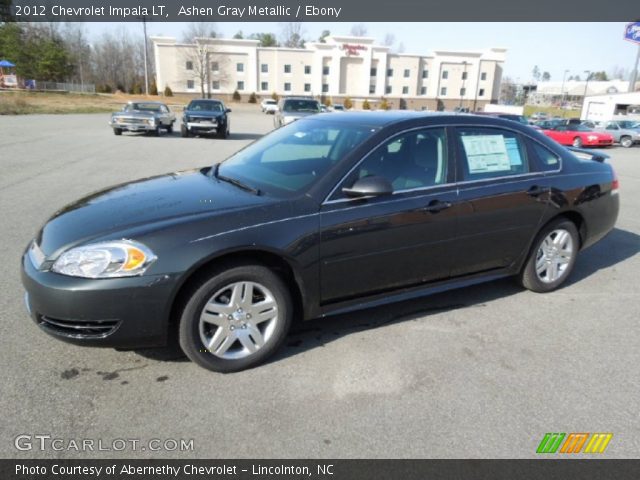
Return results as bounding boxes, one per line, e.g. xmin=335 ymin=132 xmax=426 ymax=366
xmin=36 ymin=168 xmax=269 ymax=257
xmin=113 ymin=111 xmax=156 ymax=118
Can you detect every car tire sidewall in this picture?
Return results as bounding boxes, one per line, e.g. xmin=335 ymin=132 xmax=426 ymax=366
xmin=572 ymin=137 xmax=583 ymax=148
xmin=519 ymin=219 xmax=579 ymax=293
xmin=620 ymin=136 xmax=632 ymax=148
xmin=179 ymin=265 xmax=292 ymax=373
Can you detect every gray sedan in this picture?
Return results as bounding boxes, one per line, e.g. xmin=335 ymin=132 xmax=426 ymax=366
xmin=590 ymin=121 xmax=640 ymax=148
xmin=274 ymin=97 xmax=321 ymax=128
xmin=109 ymin=101 xmax=176 ymax=136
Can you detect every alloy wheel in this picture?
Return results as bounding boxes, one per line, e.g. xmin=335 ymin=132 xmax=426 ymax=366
xmin=535 ymin=229 xmax=574 ymax=283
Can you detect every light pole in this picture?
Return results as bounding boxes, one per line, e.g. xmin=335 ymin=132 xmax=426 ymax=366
xmin=583 ymin=70 xmax=591 ymax=101
xmin=560 ymin=69 xmax=569 ymax=106
xmin=142 ymin=17 xmax=149 ymax=96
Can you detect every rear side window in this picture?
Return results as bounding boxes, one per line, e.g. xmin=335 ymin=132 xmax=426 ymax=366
xmin=528 ymin=141 xmax=561 ymax=172
xmin=456 ymin=127 xmax=529 ymax=181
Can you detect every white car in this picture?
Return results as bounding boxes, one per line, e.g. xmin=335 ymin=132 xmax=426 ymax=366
xmin=261 ymin=99 xmax=278 ymax=114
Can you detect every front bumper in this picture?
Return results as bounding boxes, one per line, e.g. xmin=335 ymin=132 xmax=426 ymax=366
xmin=109 ymin=121 xmax=156 ymax=132
xmin=21 ymin=253 xmax=179 ymax=348
xmin=185 ymin=121 xmax=220 ymax=133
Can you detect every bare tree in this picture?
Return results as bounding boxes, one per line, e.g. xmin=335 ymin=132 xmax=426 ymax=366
xmin=350 ymin=23 xmax=368 ymax=37
xmin=91 ymin=27 xmax=146 ymax=92
xmin=279 ymin=23 xmax=305 ymax=48
xmin=609 ymin=65 xmax=629 ymax=81
xmin=181 ymin=22 xmax=220 ymax=97
xmin=382 ymin=33 xmax=395 ymax=47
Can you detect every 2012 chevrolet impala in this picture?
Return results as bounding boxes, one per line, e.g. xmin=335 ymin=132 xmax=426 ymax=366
xmin=22 ymin=112 xmax=619 ymax=372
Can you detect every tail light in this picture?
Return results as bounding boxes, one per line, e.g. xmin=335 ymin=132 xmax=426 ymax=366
xmin=611 ymin=167 xmax=619 ymax=195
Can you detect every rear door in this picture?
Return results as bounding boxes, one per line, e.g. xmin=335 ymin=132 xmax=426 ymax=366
xmin=449 ymin=126 xmax=550 ymax=277
xmin=319 ymin=127 xmax=459 ymax=303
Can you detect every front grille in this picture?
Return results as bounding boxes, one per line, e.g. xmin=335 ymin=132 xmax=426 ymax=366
xmin=38 ymin=315 xmax=120 ymax=339
xmin=118 ymin=117 xmax=148 ymax=124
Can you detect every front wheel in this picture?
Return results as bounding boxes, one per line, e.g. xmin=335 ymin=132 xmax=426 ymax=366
xmin=181 ymin=124 xmax=190 ymax=138
xmin=518 ymin=219 xmax=579 ymax=293
xmin=179 ymin=265 xmax=293 ymax=373
xmin=167 ymin=123 xmax=174 ymax=134
xmin=620 ymin=136 xmax=632 ymax=148
xmin=572 ymin=136 xmax=583 ymax=148
xmin=113 ymin=128 xmax=122 ymax=136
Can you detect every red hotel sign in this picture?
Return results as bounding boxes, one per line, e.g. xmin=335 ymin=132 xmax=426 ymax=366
xmin=341 ymin=44 xmax=367 ymax=56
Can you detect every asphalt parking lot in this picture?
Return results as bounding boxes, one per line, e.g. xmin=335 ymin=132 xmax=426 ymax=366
xmin=0 ymin=110 xmax=638 ymax=459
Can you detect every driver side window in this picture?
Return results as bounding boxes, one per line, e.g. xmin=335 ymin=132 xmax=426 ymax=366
xmin=340 ymin=128 xmax=448 ymax=196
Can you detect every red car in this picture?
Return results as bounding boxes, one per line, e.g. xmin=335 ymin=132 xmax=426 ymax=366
xmin=542 ymin=124 xmax=614 ymax=148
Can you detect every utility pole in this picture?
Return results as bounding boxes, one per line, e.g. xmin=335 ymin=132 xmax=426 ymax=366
xmin=629 ymin=45 xmax=640 ymax=93
xmin=142 ymin=17 xmax=149 ymax=96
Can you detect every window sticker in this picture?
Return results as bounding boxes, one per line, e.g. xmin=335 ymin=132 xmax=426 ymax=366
xmin=461 ymin=135 xmax=511 ymax=173
xmin=504 ymin=137 xmax=523 ymax=166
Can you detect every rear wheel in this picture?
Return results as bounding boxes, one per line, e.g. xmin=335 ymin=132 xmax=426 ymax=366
xmin=153 ymin=126 xmax=161 ymax=137
xmin=620 ymin=136 xmax=632 ymax=148
xmin=519 ymin=219 xmax=579 ymax=293
xmin=179 ymin=265 xmax=292 ymax=373
xmin=572 ymin=136 xmax=583 ymax=148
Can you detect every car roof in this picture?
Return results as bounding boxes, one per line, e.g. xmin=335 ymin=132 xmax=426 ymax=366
xmin=127 ymin=100 xmax=165 ymax=105
xmin=189 ymin=99 xmax=222 ymax=103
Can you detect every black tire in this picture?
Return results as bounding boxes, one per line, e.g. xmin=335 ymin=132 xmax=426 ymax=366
xmin=178 ymin=264 xmax=293 ymax=373
xmin=217 ymin=126 xmax=228 ymax=139
xmin=153 ymin=126 xmax=161 ymax=137
xmin=572 ymin=136 xmax=583 ymax=148
xmin=518 ymin=218 xmax=579 ymax=293
xmin=181 ymin=124 xmax=190 ymax=138
xmin=620 ymin=136 xmax=632 ymax=148
xmin=113 ymin=128 xmax=122 ymax=136
xmin=167 ymin=123 xmax=174 ymax=134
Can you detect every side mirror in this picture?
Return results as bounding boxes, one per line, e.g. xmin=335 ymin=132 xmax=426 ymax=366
xmin=226 ymin=108 xmax=232 ymax=113
xmin=342 ymin=176 xmax=393 ymax=198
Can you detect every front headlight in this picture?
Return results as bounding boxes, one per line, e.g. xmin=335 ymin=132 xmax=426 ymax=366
xmin=51 ymin=240 xmax=157 ymax=278
xmin=147 ymin=118 xmax=155 ymax=125
xmin=587 ymin=135 xmax=598 ymax=141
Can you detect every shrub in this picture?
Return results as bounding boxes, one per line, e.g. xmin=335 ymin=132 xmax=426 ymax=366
xmin=362 ymin=99 xmax=371 ymax=110
xmin=233 ymin=90 xmax=241 ymax=101
xmin=248 ymin=92 xmax=257 ymax=103
xmin=164 ymin=85 xmax=173 ymax=97
xmin=271 ymin=91 xmax=279 ymax=101
xmin=150 ymin=81 xmax=158 ymax=96
xmin=323 ymin=97 xmax=332 ymax=107
xmin=379 ymin=97 xmax=390 ymax=110
xmin=96 ymin=84 xmax=112 ymax=94
xmin=132 ymin=83 xmax=143 ymax=95
xmin=343 ymin=97 xmax=353 ymax=110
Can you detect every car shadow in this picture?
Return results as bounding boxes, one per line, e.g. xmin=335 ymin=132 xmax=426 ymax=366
xmin=132 ymin=227 xmax=638 ymax=366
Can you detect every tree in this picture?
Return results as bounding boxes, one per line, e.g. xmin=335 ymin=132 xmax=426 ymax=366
xmin=532 ymin=65 xmax=541 ymax=82
xmin=164 ymin=85 xmax=173 ymax=96
xmin=609 ymin=66 xmax=629 ymax=80
xmin=379 ymin=97 xmax=390 ymax=110
xmin=181 ymin=23 xmax=221 ymax=98
xmin=249 ymin=33 xmax=278 ymax=47
xmin=362 ymin=99 xmax=371 ymax=110
xmin=574 ymin=75 xmax=581 ymax=81
xmin=248 ymin=92 xmax=257 ymax=103
xmin=271 ymin=91 xmax=279 ymax=101
xmin=279 ymin=23 xmax=305 ymax=48
xmin=150 ymin=80 xmax=158 ymax=95
xmin=343 ymin=97 xmax=353 ymax=109
xmin=383 ymin=33 xmax=395 ymax=47
xmin=542 ymin=71 xmax=551 ymax=81
xmin=318 ymin=30 xmax=330 ymax=43
xmin=350 ymin=23 xmax=368 ymax=37
xmin=233 ymin=31 xmax=244 ymax=39
xmin=590 ymin=71 xmax=608 ymax=81
xmin=499 ymin=76 xmax=517 ymax=104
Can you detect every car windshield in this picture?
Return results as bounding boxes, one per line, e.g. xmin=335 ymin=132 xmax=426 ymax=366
xmin=189 ymin=101 xmax=223 ymax=112
xmin=126 ymin=103 xmax=162 ymax=112
xmin=617 ymin=121 xmax=640 ymax=129
xmin=265 ymin=100 xmax=276 ymax=105
xmin=283 ymin=99 xmax=320 ymax=113
xmin=569 ymin=125 xmax=593 ymax=132
xmin=216 ymin=119 xmax=376 ymax=197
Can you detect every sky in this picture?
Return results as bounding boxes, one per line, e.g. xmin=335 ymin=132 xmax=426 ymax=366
xmin=88 ymin=22 xmax=640 ymax=82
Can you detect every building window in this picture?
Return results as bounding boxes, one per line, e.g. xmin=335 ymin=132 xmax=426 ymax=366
xmin=322 ymin=83 xmax=329 ymax=93
xmin=304 ymin=83 xmax=311 ymax=92
xmin=462 ymin=72 xmax=468 ymax=80
xmin=186 ymin=61 xmax=193 ymax=71
xmin=261 ymin=64 xmax=268 ymax=73
xmin=479 ymin=88 xmax=485 ymax=97
xmin=261 ymin=81 xmax=268 ymax=91
xmin=442 ymin=70 xmax=448 ymax=79
xmin=211 ymin=62 xmax=219 ymax=72
xmin=420 ymin=86 xmax=427 ymax=95
xmin=304 ymin=65 xmax=311 ymax=74
xmin=403 ymin=69 xmax=410 ymax=78
xmin=481 ymin=72 xmax=487 ymax=81
xmin=422 ymin=70 xmax=428 ymax=79
xmin=402 ymin=86 xmax=409 ymax=94
xmin=385 ymin=85 xmax=392 ymax=94
xmin=236 ymin=63 xmax=244 ymax=73
xmin=387 ymin=68 xmax=393 ymax=77
xmin=440 ymin=87 xmax=447 ymax=96
xmin=323 ymin=66 xmax=330 ymax=75
xmin=460 ymin=87 xmax=466 ymax=96
xmin=370 ymin=67 xmax=377 ymax=77
xmin=284 ymin=64 xmax=291 ymax=74
xmin=284 ymin=82 xmax=291 ymax=91
xmin=369 ymin=84 xmax=376 ymax=94
xmin=237 ymin=81 xmax=244 ymax=90
xmin=187 ymin=80 xmax=194 ymax=89
xmin=212 ymin=80 xmax=220 ymax=90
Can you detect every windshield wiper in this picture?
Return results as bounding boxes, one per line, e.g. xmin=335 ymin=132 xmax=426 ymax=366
xmin=213 ymin=164 xmax=261 ymax=195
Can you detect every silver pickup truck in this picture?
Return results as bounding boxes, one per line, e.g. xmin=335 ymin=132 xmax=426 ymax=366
xmin=587 ymin=120 xmax=640 ymax=148
xmin=109 ymin=101 xmax=176 ymax=136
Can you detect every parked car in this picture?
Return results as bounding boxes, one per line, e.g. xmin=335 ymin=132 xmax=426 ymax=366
xmin=109 ymin=101 xmax=175 ymax=136
xmin=22 ymin=113 xmax=619 ymax=372
xmin=181 ymin=99 xmax=231 ymax=139
xmin=535 ymin=119 xmax=565 ymax=130
xmin=261 ymin=99 xmax=278 ymax=114
xmin=332 ymin=104 xmax=346 ymax=112
xmin=530 ymin=112 xmax=549 ymax=121
xmin=590 ymin=121 xmax=640 ymax=148
xmin=542 ymin=124 xmax=614 ymax=148
xmin=474 ymin=112 xmax=529 ymax=126
xmin=274 ymin=97 xmax=321 ymax=127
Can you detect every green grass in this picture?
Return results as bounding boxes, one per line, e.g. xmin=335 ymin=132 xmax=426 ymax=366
xmin=524 ymin=105 xmax=581 ymax=119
